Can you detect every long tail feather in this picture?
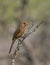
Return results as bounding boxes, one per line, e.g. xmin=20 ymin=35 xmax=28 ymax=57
xmin=9 ymin=39 xmax=15 ymax=53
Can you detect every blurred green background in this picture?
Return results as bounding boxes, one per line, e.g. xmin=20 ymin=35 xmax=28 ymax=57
xmin=0 ymin=0 xmax=50 ymax=65
xmin=0 ymin=0 xmax=50 ymax=36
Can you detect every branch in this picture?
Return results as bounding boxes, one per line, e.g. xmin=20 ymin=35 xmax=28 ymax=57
xmin=13 ymin=21 xmax=44 ymax=56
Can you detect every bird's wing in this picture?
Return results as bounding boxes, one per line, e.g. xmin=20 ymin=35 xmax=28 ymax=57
xmin=12 ymin=28 xmax=20 ymax=40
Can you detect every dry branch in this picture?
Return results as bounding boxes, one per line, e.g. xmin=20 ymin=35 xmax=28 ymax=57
xmin=11 ymin=21 xmax=44 ymax=65
xmin=13 ymin=21 xmax=44 ymax=56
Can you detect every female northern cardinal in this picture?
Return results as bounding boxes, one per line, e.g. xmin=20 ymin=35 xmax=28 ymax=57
xmin=9 ymin=21 xmax=28 ymax=53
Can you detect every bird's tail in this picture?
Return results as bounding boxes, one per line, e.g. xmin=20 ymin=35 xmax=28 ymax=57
xmin=9 ymin=39 xmax=15 ymax=53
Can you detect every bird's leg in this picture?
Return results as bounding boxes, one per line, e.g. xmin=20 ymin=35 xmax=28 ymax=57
xmin=21 ymin=33 xmax=28 ymax=39
xmin=18 ymin=36 xmax=25 ymax=42
xmin=19 ymin=34 xmax=27 ymax=39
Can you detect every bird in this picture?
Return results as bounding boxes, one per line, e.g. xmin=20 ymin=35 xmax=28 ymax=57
xmin=9 ymin=21 xmax=28 ymax=53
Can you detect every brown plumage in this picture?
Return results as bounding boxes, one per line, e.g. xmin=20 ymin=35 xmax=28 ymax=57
xmin=9 ymin=21 xmax=28 ymax=53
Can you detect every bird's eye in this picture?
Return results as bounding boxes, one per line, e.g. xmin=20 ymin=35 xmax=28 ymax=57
xmin=23 ymin=23 xmax=25 ymax=24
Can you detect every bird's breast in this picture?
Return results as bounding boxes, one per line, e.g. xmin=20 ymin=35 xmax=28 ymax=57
xmin=16 ymin=28 xmax=25 ymax=38
xmin=20 ymin=28 xmax=25 ymax=35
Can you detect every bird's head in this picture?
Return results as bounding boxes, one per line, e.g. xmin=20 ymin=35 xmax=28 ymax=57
xmin=21 ymin=21 xmax=28 ymax=28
